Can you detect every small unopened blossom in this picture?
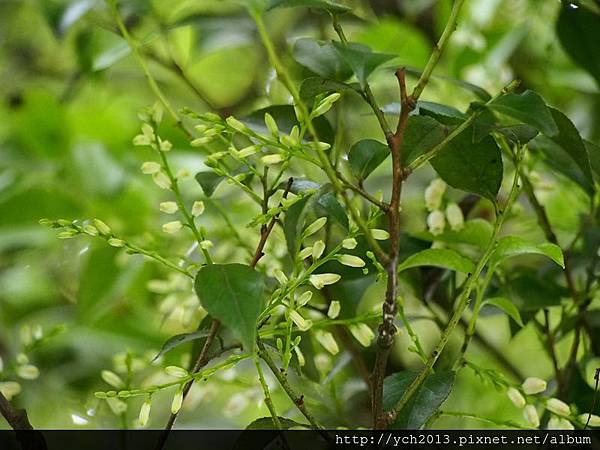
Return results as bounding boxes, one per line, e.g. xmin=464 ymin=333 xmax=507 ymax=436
xmin=152 ymin=172 xmax=172 ymax=189
xmin=165 ymin=366 xmax=188 ymax=378
xmin=546 ymin=398 xmax=570 ymax=417
xmin=424 ymin=178 xmax=447 ymax=211
xmin=16 ymin=354 xmax=28 ymax=365
xmin=293 ymin=346 xmax=305 ymax=367
xmin=264 ymin=113 xmax=279 ymax=137
xmin=107 ymin=397 xmax=127 ymax=415
xmin=200 ymin=240 xmax=213 ymax=249
xmin=160 ymin=202 xmax=178 ymax=214
xmin=349 ymin=323 xmax=375 ymax=347
xmin=139 ymin=398 xmax=152 ymax=426
xmin=312 ymin=92 xmax=341 ymax=117
xmin=309 ymin=273 xmax=341 ymax=289
xmin=159 ymin=140 xmax=172 ymax=152
xmin=289 ymin=310 xmax=312 ymax=331
xmin=315 ymin=331 xmax=339 ymax=355
xmin=176 ymin=168 xmax=190 ymax=179
xmin=261 ymin=154 xmax=285 ymax=165
xmin=237 ymin=145 xmax=259 ymax=158
xmin=141 ymin=161 xmax=161 ymax=174
xmin=83 ymin=224 xmax=98 ymax=236
xmin=133 ymin=134 xmax=151 ymax=146
xmin=547 ymin=417 xmax=574 ymax=430
xmin=371 ymin=229 xmax=389 ymax=240
xmin=141 ymin=123 xmax=154 ymax=139
xmin=93 ymin=219 xmax=112 ymax=236
xmin=0 ymin=382 xmax=21 ymax=400
xmin=16 ymin=364 xmax=40 ymax=380
xmin=191 ymin=201 xmax=205 ymax=217
xmin=445 ymin=203 xmax=464 ymax=231
xmin=312 ymin=240 xmax=325 ymax=259
xmin=524 ymin=405 xmax=540 ymax=428
xmin=522 ymin=377 xmax=547 ymax=395
xmin=298 ymin=247 xmax=313 ymax=260
xmin=191 ymin=136 xmax=213 ymax=147
xmin=296 ymin=291 xmax=312 ymax=307
xmin=427 ymin=210 xmax=446 ymax=236
xmin=101 ymin=370 xmax=124 ymax=388
xmin=507 ymin=387 xmax=525 ymax=408
xmin=304 ymin=217 xmax=327 ymax=237
xmin=171 ymin=389 xmax=184 ymax=414
xmin=58 ymin=230 xmax=77 ymax=239
xmin=311 ymin=142 xmax=331 ymax=151
xmin=339 ymin=254 xmax=365 ymax=268
xmin=162 ymin=221 xmax=183 ymax=234
xmin=225 ymin=116 xmax=249 ymax=133
xmin=314 ymin=353 xmax=332 ymax=374
xmin=108 ymin=238 xmax=125 ymax=247
xmin=578 ymin=414 xmax=600 ymax=427
xmin=327 ymin=301 xmax=341 ymax=319
xmin=342 ymin=238 xmax=357 ymax=249
xmin=273 ymin=269 xmax=288 ymax=285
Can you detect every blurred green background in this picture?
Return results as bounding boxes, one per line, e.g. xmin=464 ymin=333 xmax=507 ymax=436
xmin=0 ymin=0 xmax=599 ymax=429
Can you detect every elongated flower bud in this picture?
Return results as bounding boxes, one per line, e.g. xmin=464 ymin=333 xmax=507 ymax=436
xmin=349 ymin=323 xmax=374 ymax=347
xmin=152 ymin=172 xmax=172 ymax=190
xmin=309 ymin=273 xmax=341 ymax=289
xmin=522 ymin=377 xmax=547 ymax=395
xmin=546 ymin=398 xmax=570 ymax=417
xmin=165 ymin=366 xmax=188 ymax=378
xmin=162 ymin=221 xmax=183 ymax=234
xmin=304 ymin=217 xmax=327 ymax=237
xmin=141 ymin=161 xmax=161 ymax=174
xmin=296 ymin=291 xmax=312 ymax=307
xmin=315 ymin=331 xmax=339 ymax=355
xmin=507 ymin=387 xmax=525 ymax=408
xmin=312 ymin=93 xmax=341 ymax=117
xmin=424 ymin=178 xmax=446 ymax=211
xmin=289 ymin=310 xmax=312 ymax=331
xmin=191 ymin=201 xmax=205 ymax=217
xmin=312 ymin=240 xmax=325 ymax=259
xmin=171 ymin=388 xmax=184 ymax=414
xmin=160 ymin=202 xmax=178 ymax=214
xmin=108 ymin=238 xmax=125 ymax=247
xmin=226 ymin=116 xmax=249 ymax=134
xmin=133 ymin=134 xmax=151 ymax=146
xmin=93 ymin=219 xmax=112 ymax=236
xmin=427 ymin=210 xmax=445 ymax=236
xmin=264 ymin=113 xmax=279 ymax=137
xmin=0 ymin=382 xmax=21 ymax=401
xmin=298 ymin=247 xmax=313 ymax=259
xmin=371 ymin=229 xmax=389 ymax=240
xmin=338 ymin=254 xmax=366 ymax=268
xmin=273 ymin=269 xmax=288 ymax=285
xmin=578 ymin=413 xmax=600 ymax=427
xmin=524 ymin=405 xmax=540 ymax=428
xmin=139 ymin=398 xmax=152 ymax=426
xmin=101 ymin=370 xmax=124 ymax=388
xmin=445 ymin=202 xmax=464 ymax=231
xmin=342 ymin=238 xmax=357 ymax=249
xmin=261 ymin=154 xmax=284 ymax=165
xmin=547 ymin=417 xmax=573 ymax=430
xmin=327 ymin=301 xmax=341 ymax=319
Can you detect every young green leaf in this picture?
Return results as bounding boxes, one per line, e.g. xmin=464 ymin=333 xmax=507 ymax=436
xmin=194 ymin=264 xmax=265 ymax=353
xmin=347 ymin=139 xmax=389 ymax=181
xmin=195 ymin=171 xmax=224 ymax=197
xmin=483 ymin=297 xmax=524 ymax=327
xmin=489 ymin=236 xmax=564 ymax=269
xmin=397 ymin=248 xmax=475 ymax=274
xmin=383 ymin=370 xmax=455 ymax=429
xmin=488 ymin=90 xmax=558 ymax=137
xmin=299 ymin=77 xmax=360 ymax=100
xmin=152 ymin=328 xmax=212 ymax=362
xmin=430 ymin=127 xmax=503 ymax=201
xmin=293 ymin=39 xmax=354 ymax=80
xmin=331 ymin=42 xmax=396 ymax=88
xmin=267 ymin=0 xmax=351 ymax=13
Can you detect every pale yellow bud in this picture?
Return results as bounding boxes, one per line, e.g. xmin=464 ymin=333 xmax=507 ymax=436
xmin=507 ymin=387 xmax=525 ymax=408
xmin=315 ymin=331 xmax=339 ymax=355
xmin=445 ymin=203 xmax=464 ymax=231
xmin=427 ymin=210 xmax=446 ymax=236
xmin=371 ymin=229 xmax=389 ymax=240
xmin=327 ymin=301 xmax=341 ymax=319
xmin=342 ymin=238 xmax=357 ymax=249
xmin=152 ymin=172 xmax=172 ymax=189
xmin=162 ymin=221 xmax=183 ymax=234
xmin=141 ymin=161 xmax=161 ymax=174
xmin=309 ymin=273 xmax=341 ymax=289
xmin=339 ymin=254 xmax=365 ymax=268
xmin=304 ymin=217 xmax=327 ymax=237
xmin=546 ymin=398 xmax=570 ymax=417
xmin=165 ymin=366 xmax=188 ymax=378
xmin=101 ymin=370 xmax=124 ymax=388
xmin=312 ymin=240 xmax=325 ymax=259
xmin=349 ymin=323 xmax=374 ymax=347
xmin=524 ymin=405 xmax=540 ymax=428
xmin=160 ymin=202 xmax=178 ymax=214
xmin=191 ymin=201 xmax=205 ymax=217
xmin=522 ymin=377 xmax=547 ymax=395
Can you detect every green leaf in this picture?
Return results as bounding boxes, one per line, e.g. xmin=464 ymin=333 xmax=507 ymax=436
xmin=430 ymin=127 xmax=503 ymax=201
xmin=194 ymin=264 xmax=265 ymax=352
xmin=332 ymin=42 xmax=396 ymax=88
xmin=483 ymin=297 xmax=524 ymax=327
xmin=397 ymin=248 xmax=475 ymax=274
xmin=383 ymin=370 xmax=455 ymax=429
xmin=152 ymin=328 xmax=211 ymax=362
xmin=311 ymin=186 xmax=348 ymax=231
xmin=497 ymin=124 xmax=539 ymax=145
xmin=299 ymin=77 xmax=360 ymax=100
xmin=585 ymin=140 xmax=600 ymax=179
xmin=245 ymin=416 xmax=308 ymax=429
xmin=505 ymin=271 xmax=567 ymax=312
xmin=403 ymin=116 xmax=448 ymax=165
xmin=488 ymin=90 xmax=558 ymax=137
xmin=293 ymin=39 xmax=353 ymax=80
xmin=267 ymin=0 xmax=351 ymax=13
xmin=489 ymin=236 xmax=564 ymax=268
xmin=547 ymin=107 xmax=594 ymax=184
xmin=195 ymin=171 xmax=224 ymax=197
xmin=347 ymin=139 xmax=389 ymax=180
xmin=557 ymin=3 xmax=600 ymax=86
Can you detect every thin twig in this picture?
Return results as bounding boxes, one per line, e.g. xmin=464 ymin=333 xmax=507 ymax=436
xmin=0 ymin=391 xmax=33 ymax=430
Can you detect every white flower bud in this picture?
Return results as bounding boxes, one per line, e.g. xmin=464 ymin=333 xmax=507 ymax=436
xmin=152 ymin=103 xmax=163 ymax=124
xmin=93 ymin=219 xmax=112 ymax=236
xmin=547 ymin=417 xmax=574 ymax=430
xmin=524 ymin=405 xmax=540 ymax=428
xmin=314 ymin=353 xmax=331 ymax=374
xmin=162 ymin=221 xmax=183 ymax=234
xmin=312 ymin=93 xmax=341 ymax=117
xmin=191 ymin=136 xmax=213 ymax=147
xmin=349 ymin=323 xmax=374 ymax=347
xmin=293 ymin=346 xmax=305 ymax=367
xmin=507 ymin=387 xmax=525 ymax=408
xmin=338 ymin=254 xmax=366 ymax=268
xmin=83 ymin=224 xmax=98 ymax=236
xmin=424 ymin=178 xmax=447 ymax=211
xmin=141 ymin=123 xmax=154 ymax=139
xmin=296 ymin=291 xmax=312 ymax=307
xmin=133 ymin=134 xmax=151 ymax=146
xmin=289 ymin=310 xmax=312 ymax=331
xmin=139 ymin=398 xmax=152 ymax=426
xmin=311 ymin=142 xmax=331 ymax=151
xmin=312 ymin=240 xmax=325 ymax=259
xmin=315 ymin=331 xmax=339 ymax=355
xmin=309 ymin=273 xmax=341 ymax=289
xmin=445 ymin=203 xmax=464 ymax=231
xmin=159 ymin=140 xmax=172 ymax=152
xmin=141 ymin=161 xmax=161 ymax=174
xmin=200 ymin=240 xmax=213 ymax=249
xmin=226 ymin=116 xmax=249 ymax=133
xmin=327 ymin=301 xmax=341 ymax=319
xmin=191 ymin=201 xmax=205 ymax=217
xmin=152 ymin=172 xmax=172 ymax=189
xmin=16 ymin=364 xmax=39 ymax=380
xmin=261 ymin=154 xmax=284 ymax=165
xmin=298 ymin=247 xmax=313 ymax=259
xmin=108 ymin=238 xmax=125 ymax=247
xmin=165 ymin=366 xmax=189 ymax=378
xmin=342 ymin=238 xmax=357 ymax=249
xmin=546 ymin=398 xmax=570 ymax=417
xmin=522 ymin=377 xmax=547 ymax=395
xmin=101 ymin=370 xmax=124 ymax=388
xmin=0 ymin=382 xmax=21 ymax=400
xmin=237 ymin=145 xmax=259 ymax=158
xmin=107 ymin=397 xmax=127 ymax=415
xmin=578 ymin=414 xmax=600 ymax=427
xmin=371 ymin=229 xmax=389 ymax=240
xmin=16 ymin=354 xmax=28 ymax=365
xmin=171 ymin=388 xmax=184 ymax=414
xmin=176 ymin=168 xmax=191 ymax=179
xmin=159 ymin=202 xmax=178 ymax=214
xmin=264 ymin=113 xmax=279 ymax=137
xmin=273 ymin=269 xmax=288 ymax=285
xmin=304 ymin=217 xmax=327 ymax=237
xmin=427 ymin=210 xmax=446 ymax=236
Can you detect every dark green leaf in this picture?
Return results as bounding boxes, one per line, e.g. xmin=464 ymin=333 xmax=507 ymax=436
xmin=557 ymin=4 xmax=600 ymax=86
xmin=195 ymin=171 xmax=225 ymax=197
xmin=245 ymin=416 xmax=308 ymax=429
xmin=293 ymin=39 xmax=353 ymax=80
xmin=383 ymin=370 xmax=455 ymax=429
xmin=403 ymin=116 xmax=448 ymax=165
xmin=152 ymin=328 xmax=211 ymax=362
xmin=483 ymin=297 xmax=524 ymax=327
xmin=505 ymin=271 xmax=567 ymax=312
xmin=585 ymin=140 xmax=600 ymax=179
xmin=299 ymin=77 xmax=360 ymax=100
xmin=430 ymin=127 xmax=503 ymax=201
xmin=332 ymin=42 xmax=396 ymax=87
xmin=488 ymin=90 xmax=558 ymax=137
xmin=347 ymin=139 xmax=389 ymax=180
xmin=489 ymin=236 xmax=564 ymax=268
xmin=397 ymin=248 xmax=475 ymax=274
xmin=416 ymin=101 xmax=467 ymax=125
xmin=194 ymin=264 xmax=265 ymax=352
xmin=311 ymin=186 xmax=349 ymax=230
xmin=283 ymin=195 xmax=312 ymax=255
xmin=267 ymin=0 xmax=351 ymax=13
xmin=497 ymin=124 xmax=539 ymax=145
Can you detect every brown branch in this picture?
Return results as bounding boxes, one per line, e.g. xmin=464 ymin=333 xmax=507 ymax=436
xmin=0 ymin=391 xmax=33 ymax=430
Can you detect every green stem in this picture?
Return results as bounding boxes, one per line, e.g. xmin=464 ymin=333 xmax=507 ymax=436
xmin=436 ymin=410 xmax=532 ymax=430
xmin=254 ymin=355 xmax=281 ymax=429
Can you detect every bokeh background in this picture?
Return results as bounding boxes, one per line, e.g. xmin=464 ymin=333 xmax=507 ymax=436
xmin=0 ymin=0 xmax=599 ymax=428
